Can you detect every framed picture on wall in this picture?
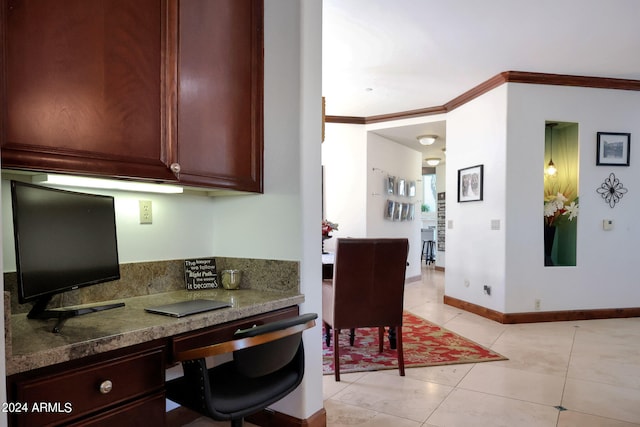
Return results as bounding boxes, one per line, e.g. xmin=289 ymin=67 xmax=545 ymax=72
xmin=397 ymin=179 xmax=406 ymax=196
xmin=394 ymin=203 xmax=403 ymax=221
xmin=401 ymin=203 xmax=409 ymax=221
xmin=408 ymin=181 xmax=416 ymax=197
xmin=597 ymin=132 xmax=630 ymax=166
xmin=386 ymin=176 xmax=396 ymax=194
xmin=457 ymin=164 xmax=484 ymax=202
xmin=385 ymin=200 xmax=396 ymax=219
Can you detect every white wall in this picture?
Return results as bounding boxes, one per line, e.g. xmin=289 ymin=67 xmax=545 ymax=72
xmin=1 ymin=182 xmax=217 ymax=270
xmin=445 ymin=81 xmax=640 ymax=314
xmin=504 ymin=83 xmax=640 ymax=312
xmin=366 ymin=133 xmax=422 ymax=278
xmin=445 ymin=86 xmax=508 ymax=312
xmin=321 ymin=123 xmax=368 ymax=253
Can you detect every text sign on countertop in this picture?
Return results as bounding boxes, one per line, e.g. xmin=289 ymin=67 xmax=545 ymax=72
xmin=184 ymin=258 xmax=218 ymax=290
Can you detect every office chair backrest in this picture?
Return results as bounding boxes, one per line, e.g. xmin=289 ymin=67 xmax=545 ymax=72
xmin=232 ymin=313 xmax=316 ymax=377
xmin=331 ymin=238 xmax=409 ymax=330
xmin=167 ymin=313 xmax=317 ymax=425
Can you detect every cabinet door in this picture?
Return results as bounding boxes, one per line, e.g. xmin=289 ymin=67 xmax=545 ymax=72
xmin=173 ymin=0 xmax=263 ymax=192
xmin=2 ymin=0 xmax=175 ymax=181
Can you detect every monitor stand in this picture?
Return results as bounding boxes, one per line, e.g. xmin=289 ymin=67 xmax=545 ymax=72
xmin=28 ymin=295 xmax=125 ymax=333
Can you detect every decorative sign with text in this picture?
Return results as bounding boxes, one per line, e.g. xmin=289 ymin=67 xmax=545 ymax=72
xmin=184 ymin=258 xmax=218 ymax=290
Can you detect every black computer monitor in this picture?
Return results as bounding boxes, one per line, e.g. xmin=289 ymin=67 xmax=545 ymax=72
xmin=11 ymin=180 xmax=123 ymax=332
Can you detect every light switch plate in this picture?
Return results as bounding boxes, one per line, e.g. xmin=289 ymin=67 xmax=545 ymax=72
xmin=603 ymin=219 xmax=613 ymax=231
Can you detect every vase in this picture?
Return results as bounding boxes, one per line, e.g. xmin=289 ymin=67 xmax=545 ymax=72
xmin=322 ymin=235 xmax=331 ymax=254
xmin=544 ymin=225 xmax=556 ymax=266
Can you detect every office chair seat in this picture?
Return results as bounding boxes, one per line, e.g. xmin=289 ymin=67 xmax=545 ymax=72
xmin=166 ymin=313 xmax=317 ymax=427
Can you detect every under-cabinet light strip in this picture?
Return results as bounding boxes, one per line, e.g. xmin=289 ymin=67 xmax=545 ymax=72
xmin=32 ymin=174 xmax=184 ymax=194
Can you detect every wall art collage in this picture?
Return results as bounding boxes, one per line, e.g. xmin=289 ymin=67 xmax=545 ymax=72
xmin=384 ymin=175 xmax=417 ymax=221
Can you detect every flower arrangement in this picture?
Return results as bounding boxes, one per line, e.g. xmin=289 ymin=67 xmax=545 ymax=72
xmin=544 ymin=191 xmax=578 ymax=227
xmin=322 ymin=220 xmax=339 ymax=238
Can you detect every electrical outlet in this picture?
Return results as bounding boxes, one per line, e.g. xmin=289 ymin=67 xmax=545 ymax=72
xmin=483 ymin=285 xmax=491 ymax=295
xmin=535 ymin=299 xmax=541 ymax=311
xmin=139 ymin=200 xmax=153 ymax=224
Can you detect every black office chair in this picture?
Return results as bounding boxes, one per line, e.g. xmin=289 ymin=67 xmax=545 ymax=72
xmin=166 ymin=313 xmax=317 ymax=427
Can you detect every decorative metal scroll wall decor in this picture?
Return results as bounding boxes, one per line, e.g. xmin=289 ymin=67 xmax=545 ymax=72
xmin=596 ymin=173 xmax=628 ymax=208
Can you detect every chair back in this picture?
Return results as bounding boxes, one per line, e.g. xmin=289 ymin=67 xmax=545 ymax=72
xmin=330 ymin=238 xmax=408 ymax=330
xmin=232 ymin=313 xmax=316 ymax=377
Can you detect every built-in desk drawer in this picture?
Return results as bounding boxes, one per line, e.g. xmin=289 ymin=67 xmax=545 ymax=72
xmin=67 ymin=391 xmax=166 ymax=427
xmin=10 ymin=346 xmax=165 ymax=427
xmin=170 ymin=306 xmax=299 ymax=362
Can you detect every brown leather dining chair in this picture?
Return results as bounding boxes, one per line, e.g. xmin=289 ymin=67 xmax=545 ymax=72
xmin=322 ymin=238 xmax=409 ymax=381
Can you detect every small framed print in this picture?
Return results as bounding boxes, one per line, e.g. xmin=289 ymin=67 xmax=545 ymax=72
xmin=385 ymin=200 xmax=396 ymax=219
xmin=457 ymin=165 xmax=484 ymax=202
xmin=397 ymin=179 xmax=406 ymax=196
xmin=408 ymin=181 xmax=416 ymax=197
xmin=401 ymin=203 xmax=410 ymax=221
xmin=394 ymin=203 xmax=403 ymax=221
xmin=386 ymin=176 xmax=396 ymax=194
xmin=407 ymin=204 xmax=415 ymax=220
xmin=597 ymin=132 xmax=630 ymax=166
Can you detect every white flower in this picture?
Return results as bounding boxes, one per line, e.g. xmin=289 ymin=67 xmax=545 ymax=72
xmin=563 ymin=201 xmax=579 ymax=221
xmin=552 ymin=192 xmax=568 ymax=209
xmin=544 ymin=201 xmax=558 ymax=217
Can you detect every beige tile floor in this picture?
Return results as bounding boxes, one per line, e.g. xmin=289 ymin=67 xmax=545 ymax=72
xmin=177 ymin=266 xmax=640 ymax=426
xmin=324 ymin=266 xmax=640 ymax=426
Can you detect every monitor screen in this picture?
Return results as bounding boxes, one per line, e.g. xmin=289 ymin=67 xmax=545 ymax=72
xmin=11 ymin=181 xmax=121 ymax=305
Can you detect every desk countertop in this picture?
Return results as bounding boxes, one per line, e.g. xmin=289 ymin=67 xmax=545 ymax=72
xmin=6 ymin=288 xmax=304 ymax=376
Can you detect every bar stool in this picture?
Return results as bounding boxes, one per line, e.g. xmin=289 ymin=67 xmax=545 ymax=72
xmin=425 ymin=240 xmax=435 ymax=264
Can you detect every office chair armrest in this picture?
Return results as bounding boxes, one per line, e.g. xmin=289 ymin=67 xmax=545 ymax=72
xmin=173 ymin=318 xmax=316 ymax=362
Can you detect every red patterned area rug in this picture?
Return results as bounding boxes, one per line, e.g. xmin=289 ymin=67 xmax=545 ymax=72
xmin=323 ymin=312 xmax=507 ymax=375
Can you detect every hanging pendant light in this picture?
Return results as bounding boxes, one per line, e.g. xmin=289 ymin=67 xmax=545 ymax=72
xmin=546 ymin=123 xmax=558 ymax=176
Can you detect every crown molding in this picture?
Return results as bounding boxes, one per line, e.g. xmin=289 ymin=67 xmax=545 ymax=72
xmin=324 ymin=115 xmax=366 ymax=124
xmin=325 ymin=70 xmax=640 ymax=125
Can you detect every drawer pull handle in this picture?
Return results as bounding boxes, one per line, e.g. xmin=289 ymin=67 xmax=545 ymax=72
xmin=99 ymin=380 xmax=113 ymax=394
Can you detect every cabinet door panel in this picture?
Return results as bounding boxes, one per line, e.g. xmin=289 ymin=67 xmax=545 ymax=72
xmin=3 ymin=0 xmax=174 ymax=180
xmin=176 ymin=0 xmax=263 ymax=192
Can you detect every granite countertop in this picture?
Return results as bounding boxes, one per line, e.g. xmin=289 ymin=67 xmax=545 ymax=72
xmin=6 ymin=288 xmax=304 ymax=376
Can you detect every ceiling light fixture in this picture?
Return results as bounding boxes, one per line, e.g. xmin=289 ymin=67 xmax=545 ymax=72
xmin=425 ymin=158 xmax=441 ymax=166
xmin=545 ymin=123 xmax=558 ymax=176
xmin=32 ymin=174 xmax=184 ymax=194
xmin=417 ymin=135 xmax=437 ymax=146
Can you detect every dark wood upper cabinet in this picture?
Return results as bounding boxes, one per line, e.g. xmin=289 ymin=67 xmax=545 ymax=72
xmin=2 ymin=0 xmax=174 ymax=181
xmin=1 ymin=0 xmax=264 ymax=193
xmin=172 ymin=0 xmax=264 ymax=192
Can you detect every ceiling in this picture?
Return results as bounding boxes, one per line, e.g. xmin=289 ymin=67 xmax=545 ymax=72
xmin=322 ymin=0 xmax=640 ymax=165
